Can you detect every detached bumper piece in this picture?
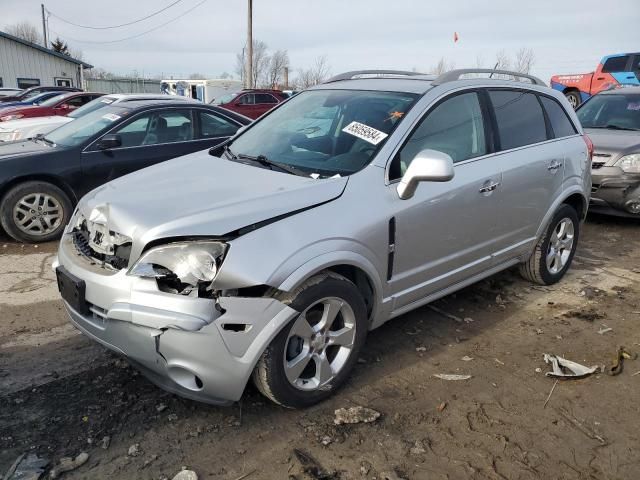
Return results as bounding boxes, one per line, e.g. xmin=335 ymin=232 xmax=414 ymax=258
xmin=590 ymin=169 xmax=640 ymax=217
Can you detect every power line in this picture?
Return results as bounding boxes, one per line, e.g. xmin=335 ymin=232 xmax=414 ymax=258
xmin=49 ymin=0 xmax=207 ymax=45
xmin=47 ymin=0 xmax=184 ymax=30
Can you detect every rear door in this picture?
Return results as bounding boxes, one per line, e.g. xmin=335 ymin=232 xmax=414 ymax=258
xmin=387 ymin=90 xmax=503 ymax=309
xmin=80 ymin=108 xmax=200 ymax=196
xmin=230 ymin=93 xmax=256 ymax=118
xmin=486 ymin=89 xmax=568 ymax=264
xmin=253 ymin=93 xmax=279 ymax=117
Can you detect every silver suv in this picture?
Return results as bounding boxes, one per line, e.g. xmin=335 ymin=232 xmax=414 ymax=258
xmin=54 ymin=69 xmax=591 ymax=408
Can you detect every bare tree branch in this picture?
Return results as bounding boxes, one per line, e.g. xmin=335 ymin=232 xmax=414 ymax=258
xmin=429 ymin=57 xmax=455 ymax=75
xmin=6 ymin=21 xmax=41 ymax=44
xmin=514 ymin=47 xmax=535 ymax=74
xmin=294 ymin=55 xmax=331 ymax=89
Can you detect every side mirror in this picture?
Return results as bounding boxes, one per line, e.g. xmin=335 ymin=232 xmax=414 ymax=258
xmin=96 ymin=133 xmax=122 ymax=150
xmin=396 ymin=149 xmax=454 ymax=200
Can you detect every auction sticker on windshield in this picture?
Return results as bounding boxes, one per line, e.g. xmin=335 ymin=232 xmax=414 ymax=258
xmin=102 ymin=113 xmax=121 ymax=122
xmin=342 ymin=121 xmax=388 ymax=145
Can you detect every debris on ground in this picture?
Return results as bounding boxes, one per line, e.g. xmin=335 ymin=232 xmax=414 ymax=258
xmin=436 ymin=401 xmax=447 ymax=412
xmin=380 ymin=470 xmax=407 ymax=480
xmin=415 ymin=346 xmax=427 ymax=352
xmin=100 ymin=436 xmax=111 ymax=450
xmin=562 ymin=307 xmax=606 ymax=321
xmin=334 ymin=406 xmax=380 ymax=425
xmin=607 ymin=346 xmax=637 ymax=376
xmin=597 ymin=326 xmax=613 ymax=335
xmin=127 ymin=443 xmax=141 ymax=457
xmin=409 ymin=440 xmax=427 ymax=455
xmin=433 ymin=374 xmax=472 ymax=381
xmin=461 ymin=355 xmax=473 ymax=362
xmin=172 ymin=469 xmax=198 ymax=480
xmin=543 ymin=354 xmax=598 ymax=379
xmin=4 ymin=452 xmax=48 ymax=480
xmin=156 ymin=403 xmax=168 ymax=413
xmin=49 ymin=452 xmax=89 ymax=479
xmin=427 ymin=304 xmax=463 ymax=323
xmin=292 ymin=449 xmax=338 ymax=479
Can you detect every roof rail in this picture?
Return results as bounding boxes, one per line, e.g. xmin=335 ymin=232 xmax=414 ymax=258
xmin=324 ymin=70 xmax=426 ymax=83
xmin=432 ymin=69 xmax=546 ymax=86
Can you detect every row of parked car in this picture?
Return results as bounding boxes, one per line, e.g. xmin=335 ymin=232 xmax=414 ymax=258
xmin=1 ymin=68 xmax=638 ymax=409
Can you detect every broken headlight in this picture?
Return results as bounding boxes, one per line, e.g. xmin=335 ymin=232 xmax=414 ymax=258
xmin=128 ymin=242 xmax=228 ymax=295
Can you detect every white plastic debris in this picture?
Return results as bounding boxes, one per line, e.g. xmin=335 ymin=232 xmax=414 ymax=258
xmin=543 ymin=354 xmax=598 ymax=379
xmin=433 ymin=374 xmax=472 ymax=381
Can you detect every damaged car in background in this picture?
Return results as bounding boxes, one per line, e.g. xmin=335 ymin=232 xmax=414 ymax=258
xmin=576 ymin=86 xmax=640 ymax=216
xmin=54 ymin=69 xmax=591 ymax=408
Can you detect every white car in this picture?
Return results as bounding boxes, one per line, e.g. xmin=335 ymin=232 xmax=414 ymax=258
xmin=0 ymin=93 xmax=195 ymax=142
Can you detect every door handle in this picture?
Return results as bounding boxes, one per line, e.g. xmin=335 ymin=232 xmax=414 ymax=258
xmin=479 ymin=181 xmax=500 ymax=194
xmin=596 ymin=77 xmax=605 ymax=80
xmin=547 ymin=160 xmax=563 ymax=172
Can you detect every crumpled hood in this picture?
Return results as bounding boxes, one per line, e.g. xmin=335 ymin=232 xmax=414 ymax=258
xmin=79 ymin=151 xmax=348 ymax=252
xmin=585 ymin=128 xmax=640 ymax=164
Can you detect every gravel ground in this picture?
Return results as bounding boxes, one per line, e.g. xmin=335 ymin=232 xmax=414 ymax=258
xmin=1 ymin=214 xmax=639 ymax=480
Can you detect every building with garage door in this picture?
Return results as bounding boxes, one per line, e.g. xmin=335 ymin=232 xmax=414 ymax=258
xmin=0 ymin=30 xmax=92 ymax=90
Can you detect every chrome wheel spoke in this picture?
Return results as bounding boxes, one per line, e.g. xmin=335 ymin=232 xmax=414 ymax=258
xmin=289 ymin=314 xmax=314 ymax=340
xmin=327 ymin=326 xmax=355 ymax=347
xmin=317 ymin=299 xmax=343 ymax=332
xmin=314 ymin=352 xmax=334 ymax=386
xmin=285 ymin=351 xmax=312 ymax=383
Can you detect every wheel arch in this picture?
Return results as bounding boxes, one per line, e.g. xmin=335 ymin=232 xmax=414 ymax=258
xmin=534 ymin=189 xmax=588 ymax=242
xmin=0 ymin=174 xmax=78 ymax=206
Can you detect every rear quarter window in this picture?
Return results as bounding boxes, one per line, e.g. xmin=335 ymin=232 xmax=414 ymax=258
xmin=602 ymin=55 xmax=629 ymax=73
xmin=489 ymin=90 xmax=547 ymax=150
xmin=540 ymin=96 xmax=577 ymax=138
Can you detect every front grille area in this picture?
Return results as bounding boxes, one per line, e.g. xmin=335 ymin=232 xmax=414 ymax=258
xmin=72 ymin=227 xmax=131 ymax=271
xmin=591 ymin=161 xmax=606 ymax=170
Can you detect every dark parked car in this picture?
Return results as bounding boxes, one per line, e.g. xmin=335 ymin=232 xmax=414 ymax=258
xmin=576 ymin=87 xmax=640 ymax=216
xmin=213 ymin=89 xmax=288 ymax=119
xmin=0 ymin=100 xmax=251 ymax=242
xmin=0 ymin=86 xmax=81 ymax=103
xmin=0 ymin=92 xmax=105 ymax=122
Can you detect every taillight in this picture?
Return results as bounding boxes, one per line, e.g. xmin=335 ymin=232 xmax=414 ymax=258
xmin=583 ymin=134 xmax=594 ymax=161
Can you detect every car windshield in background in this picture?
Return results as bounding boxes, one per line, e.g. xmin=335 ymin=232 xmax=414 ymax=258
xmin=45 ymin=106 xmax=129 ymax=147
xmin=577 ymin=93 xmax=640 ymax=131
xmin=228 ymin=89 xmax=418 ymax=177
xmin=212 ymin=92 xmax=238 ymax=105
xmin=38 ymin=94 xmax=68 ymax=107
xmin=68 ymin=96 xmax=117 ymax=119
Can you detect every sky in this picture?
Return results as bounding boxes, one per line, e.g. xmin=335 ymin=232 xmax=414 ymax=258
xmin=1 ymin=0 xmax=639 ymax=82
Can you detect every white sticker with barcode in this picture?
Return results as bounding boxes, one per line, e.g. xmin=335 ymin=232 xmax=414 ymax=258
xmin=342 ymin=121 xmax=388 ymax=145
xmin=102 ymin=113 xmax=121 ymax=122
xmin=100 ymin=98 xmax=114 ymax=104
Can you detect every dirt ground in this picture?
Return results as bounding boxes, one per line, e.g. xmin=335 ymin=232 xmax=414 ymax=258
xmin=1 ymin=214 xmax=639 ymax=480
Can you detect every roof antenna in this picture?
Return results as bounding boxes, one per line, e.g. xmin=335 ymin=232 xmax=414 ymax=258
xmin=489 ymin=62 xmax=499 ymax=79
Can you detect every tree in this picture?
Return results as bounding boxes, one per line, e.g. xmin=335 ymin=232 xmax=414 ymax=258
xmin=429 ymin=57 xmax=455 ymax=75
xmin=266 ymin=50 xmax=290 ymax=88
xmin=295 ymin=56 xmax=330 ymax=89
xmin=188 ymin=73 xmax=206 ymax=79
xmin=6 ymin=21 xmax=41 ymax=44
xmin=235 ymin=39 xmax=270 ymax=88
xmin=51 ymin=37 xmax=70 ymax=55
xmin=494 ymin=49 xmax=511 ymax=71
xmin=514 ymin=47 xmax=535 ymax=74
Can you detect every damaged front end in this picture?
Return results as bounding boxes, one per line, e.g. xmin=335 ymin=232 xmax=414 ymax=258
xmin=55 ymin=225 xmax=298 ymax=405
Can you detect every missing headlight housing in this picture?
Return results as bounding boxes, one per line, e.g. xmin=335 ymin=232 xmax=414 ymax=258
xmin=129 ymin=241 xmax=228 ymax=297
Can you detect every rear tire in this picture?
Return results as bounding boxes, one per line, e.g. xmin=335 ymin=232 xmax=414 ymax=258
xmin=564 ymin=90 xmax=581 ymax=109
xmin=519 ymin=204 xmax=579 ymax=285
xmin=252 ymin=272 xmax=368 ymax=408
xmin=0 ymin=181 xmax=72 ymax=243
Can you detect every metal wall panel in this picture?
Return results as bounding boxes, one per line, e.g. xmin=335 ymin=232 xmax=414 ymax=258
xmin=85 ymin=78 xmax=162 ymax=94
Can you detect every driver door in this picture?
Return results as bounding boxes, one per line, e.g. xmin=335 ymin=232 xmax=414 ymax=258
xmin=386 ymin=91 xmax=504 ymax=311
xmin=80 ymin=108 xmax=197 ymax=197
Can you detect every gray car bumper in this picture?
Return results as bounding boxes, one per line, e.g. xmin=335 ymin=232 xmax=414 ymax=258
xmin=590 ymin=167 xmax=640 ymax=217
xmin=55 ymin=235 xmax=298 ymax=405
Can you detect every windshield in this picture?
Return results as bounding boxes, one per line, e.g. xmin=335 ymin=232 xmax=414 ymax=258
xmin=68 ymin=96 xmax=116 ymax=118
xmin=212 ymin=92 xmax=238 ymax=105
xmin=227 ymin=89 xmax=418 ymax=176
xmin=20 ymin=90 xmax=44 ymax=101
xmin=46 ymin=106 xmax=129 ymax=147
xmin=38 ymin=94 xmax=68 ymax=107
xmin=577 ymin=92 xmax=640 ymax=131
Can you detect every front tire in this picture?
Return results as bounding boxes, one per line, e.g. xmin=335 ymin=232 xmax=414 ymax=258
xmin=564 ymin=90 xmax=581 ymax=109
xmin=519 ymin=204 xmax=580 ymax=285
xmin=0 ymin=181 xmax=72 ymax=243
xmin=252 ymin=272 xmax=368 ymax=408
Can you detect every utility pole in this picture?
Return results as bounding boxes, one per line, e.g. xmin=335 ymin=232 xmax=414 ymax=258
xmin=246 ymin=0 xmax=253 ymax=89
xmin=41 ymin=4 xmax=48 ymax=48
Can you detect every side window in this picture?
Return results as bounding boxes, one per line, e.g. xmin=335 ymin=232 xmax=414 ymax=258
xmin=65 ymin=96 xmax=89 ymax=108
xmin=540 ymin=96 xmax=577 ymax=138
xmin=391 ymin=92 xmax=487 ymax=179
xmin=489 ymin=90 xmax=547 ymax=150
xmin=237 ymin=94 xmax=254 ymax=105
xmin=198 ymin=111 xmax=240 ymax=138
xmin=602 ymin=55 xmax=630 ymax=73
xmin=254 ymin=93 xmax=278 ymax=104
xmin=111 ymin=110 xmax=193 ymax=147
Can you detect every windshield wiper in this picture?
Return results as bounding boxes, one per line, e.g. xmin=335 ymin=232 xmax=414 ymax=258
xmin=603 ymin=124 xmax=639 ymax=131
xmin=33 ymin=134 xmax=55 ymax=146
xmin=223 ymin=144 xmax=237 ymax=160
xmin=236 ymin=153 xmax=310 ymax=177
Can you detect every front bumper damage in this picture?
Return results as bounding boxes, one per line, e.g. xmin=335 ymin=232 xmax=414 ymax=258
xmin=590 ymin=167 xmax=640 ymax=217
xmin=55 ymin=234 xmax=298 ymax=405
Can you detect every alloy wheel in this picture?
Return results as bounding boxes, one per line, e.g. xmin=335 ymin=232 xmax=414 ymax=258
xmin=283 ymin=297 xmax=357 ymax=391
xmin=546 ymin=217 xmax=575 ymax=274
xmin=12 ymin=193 xmax=63 ymax=237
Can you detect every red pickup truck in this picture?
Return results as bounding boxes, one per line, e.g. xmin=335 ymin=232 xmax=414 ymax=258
xmin=550 ymin=52 xmax=640 ymax=108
